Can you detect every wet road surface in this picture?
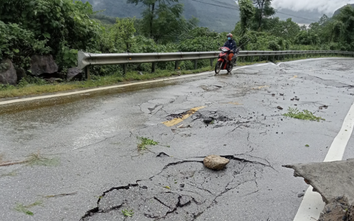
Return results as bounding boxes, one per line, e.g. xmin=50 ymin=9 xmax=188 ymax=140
xmin=1 ymin=58 xmax=354 ymax=221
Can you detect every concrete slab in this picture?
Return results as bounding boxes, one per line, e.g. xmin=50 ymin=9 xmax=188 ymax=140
xmin=284 ymin=158 xmax=354 ymax=205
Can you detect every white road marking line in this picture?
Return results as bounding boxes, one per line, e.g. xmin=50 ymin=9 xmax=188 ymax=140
xmin=235 ymin=63 xmax=273 ymax=69
xmin=0 ymin=63 xmax=275 ymax=106
xmin=293 ymin=101 xmax=354 ymax=221
xmin=278 ymin=57 xmax=354 ymax=66
xmin=0 ymin=72 xmax=212 ymax=106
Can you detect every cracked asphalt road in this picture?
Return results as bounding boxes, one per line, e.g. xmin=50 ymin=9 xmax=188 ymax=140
xmin=1 ymin=58 xmax=354 ymax=221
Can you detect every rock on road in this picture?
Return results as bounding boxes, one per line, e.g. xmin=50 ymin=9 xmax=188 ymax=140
xmin=1 ymin=58 xmax=354 ymax=221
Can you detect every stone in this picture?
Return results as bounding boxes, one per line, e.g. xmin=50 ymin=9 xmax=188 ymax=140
xmin=67 ymin=67 xmax=83 ymax=81
xmin=46 ymin=78 xmax=63 ymax=83
xmin=0 ymin=59 xmax=17 ymax=85
xmin=15 ymin=68 xmax=26 ymax=82
xmin=30 ymin=55 xmax=58 ymax=76
xmin=203 ymin=155 xmax=230 ymax=170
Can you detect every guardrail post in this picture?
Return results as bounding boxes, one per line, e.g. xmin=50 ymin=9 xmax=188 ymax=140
xmin=123 ymin=64 xmax=127 ymax=76
xmin=152 ymin=62 xmax=156 ymax=73
xmin=210 ymin=58 xmax=214 ymax=67
xmin=175 ymin=61 xmax=179 ymax=70
xmin=85 ymin=66 xmax=90 ymax=80
xmin=194 ymin=60 xmax=198 ymax=69
xmin=251 ymin=56 xmax=253 ymax=63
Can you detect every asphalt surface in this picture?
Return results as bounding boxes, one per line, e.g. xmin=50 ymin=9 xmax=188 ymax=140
xmin=1 ymin=58 xmax=354 ymax=221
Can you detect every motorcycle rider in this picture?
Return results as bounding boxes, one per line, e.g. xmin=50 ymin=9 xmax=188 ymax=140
xmin=223 ymin=33 xmax=237 ymax=64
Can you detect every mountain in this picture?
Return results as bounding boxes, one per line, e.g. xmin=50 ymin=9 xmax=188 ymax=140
xmin=333 ymin=4 xmax=354 ymax=16
xmin=273 ymin=8 xmax=326 ymax=25
xmin=81 ymin=0 xmax=328 ymax=32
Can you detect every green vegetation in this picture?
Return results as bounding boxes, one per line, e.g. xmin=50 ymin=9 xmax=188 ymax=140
xmin=0 ymin=0 xmax=99 ymax=69
xmin=127 ymin=0 xmax=197 ymax=43
xmin=283 ymin=108 xmax=325 ymax=122
xmin=137 ymin=137 xmax=159 ymax=151
xmin=122 ymin=209 xmax=134 ymax=217
xmin=0 ymin=170 xmax=17 ymax=178
xmin=26 ymin=153 xmax=60 ymax=167
xmin=0 ymin=0 xmax=353 ymax=98
xmin=14 ymin=201 xmax=42 ymax=216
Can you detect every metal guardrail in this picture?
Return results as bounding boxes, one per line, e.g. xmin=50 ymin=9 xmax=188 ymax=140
xmin=78 ymin=50 xmax=354 ymax=78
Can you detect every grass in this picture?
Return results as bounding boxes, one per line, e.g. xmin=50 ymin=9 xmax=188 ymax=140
xmin=26 ymin=153 xmax=60 ymax=167
xmin=283 ymin=107 xmax=325 ymax=122
xmin=14 ymin=201 xmax=42 ymax=216
xmin=137 ymin=137 xmax=159 ymax=151
xmin=0 ymin=67 xmax=212 ymax=99
xmin=0 ymin=152 xmax=60 ymax=167
xmin=122 ymin=209 xmax=134 ymax=217
xmin=0 ymin=170 xmax=17 ymax=178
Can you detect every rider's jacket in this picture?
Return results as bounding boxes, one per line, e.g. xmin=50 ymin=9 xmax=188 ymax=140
xmin=223 ymin=39 xmax=237 ymax=53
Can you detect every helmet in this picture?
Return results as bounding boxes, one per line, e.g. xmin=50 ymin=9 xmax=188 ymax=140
xmin=227 ymin=33 xmax=233 ymax=38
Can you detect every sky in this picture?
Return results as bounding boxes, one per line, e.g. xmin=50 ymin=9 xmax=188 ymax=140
xmin=272 ymin=0 xmax=354 ymax=15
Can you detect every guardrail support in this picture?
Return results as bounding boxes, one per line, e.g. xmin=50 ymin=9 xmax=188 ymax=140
xmin=152 ymin=62 xmax=156 ymax=73
xmin=210 ymin=58 xmax=214 ymax=67
xmin=85 ymin=66 xmax=90 ymax=80
xmin=123 ymin=64 xmax=127 ymax=76
xmin=194 ymin=60 xmax=198 ymax=69
xmin=175 ymin=61 xmax=179 ymax=70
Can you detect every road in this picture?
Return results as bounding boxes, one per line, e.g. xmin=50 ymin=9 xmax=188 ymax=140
xmin=1 ymin=58 xmax=354 ymax=221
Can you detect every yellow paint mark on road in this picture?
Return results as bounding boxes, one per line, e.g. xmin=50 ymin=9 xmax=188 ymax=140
xmin=163 ymin=106 xmax=206 ymax=127
xmin=228 ymin=102 xmax=242 ymax=105
xmin=290 ymin=75 xmax=297 ymax=80
xmin=252 ymin=85 xmax=269 ymax=90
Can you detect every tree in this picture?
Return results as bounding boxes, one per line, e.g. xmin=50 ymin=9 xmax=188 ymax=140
xmin=110 ymin=18 xmax=136 ymax=52
xmin=127 ymin=0 xmax=185 ymax=42
xmin=253 ymin=0 xmax=275 ymax=30
xmin=315 ymin=6 xmax=354 ymax=50
xmin=239 ymin=0 xmax=255 ymax=35
xmin=332 ymin=5 xmax=354 ymax=49
xmin=266 ymin=18 xmax=300 ymax=40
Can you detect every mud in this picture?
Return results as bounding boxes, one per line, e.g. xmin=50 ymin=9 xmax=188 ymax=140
xmin=319 ymin=197 xmax=354 ymax=221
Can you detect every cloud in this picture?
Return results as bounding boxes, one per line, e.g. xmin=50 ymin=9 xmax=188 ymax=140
xmin=272 ymin=0 xmax=354 ymax=14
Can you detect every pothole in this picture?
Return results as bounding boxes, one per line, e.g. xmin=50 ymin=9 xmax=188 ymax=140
xmin=200 ymin=85 xmax=222 ymax=91
xmin=81 ymin=156 xmax=270 ymax=221
xmin=165 ymin=110 xmax=251 ymax=129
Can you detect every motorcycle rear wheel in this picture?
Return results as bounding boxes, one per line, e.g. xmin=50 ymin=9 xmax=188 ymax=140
xmin=215 ymin=61 xmax=222 ymax=75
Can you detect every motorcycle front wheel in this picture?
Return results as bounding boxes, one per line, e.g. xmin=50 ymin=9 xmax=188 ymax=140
xmin=215 ymin=61 xmax=222 ymax=75
xmin=227 ymin=63 xmax=234 ymax=74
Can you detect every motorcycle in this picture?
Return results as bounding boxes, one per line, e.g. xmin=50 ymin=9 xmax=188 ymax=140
xmin=215 ymin=47 xmax=239 ymax=75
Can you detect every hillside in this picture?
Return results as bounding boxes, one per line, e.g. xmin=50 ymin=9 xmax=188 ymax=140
xmin=333 ymin=4 xmax=354 ymax=16
xmin=81 ymin=0 xmax=326 ymax=32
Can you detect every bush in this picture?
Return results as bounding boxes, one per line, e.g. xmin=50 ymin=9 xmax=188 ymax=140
xmin=0 ymin=0 xmax=101 ymax=68
xmin=268 ymin=41 xmax=281 ymax=51
xmin=0 ymin=21 xmax=50 ymax=69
